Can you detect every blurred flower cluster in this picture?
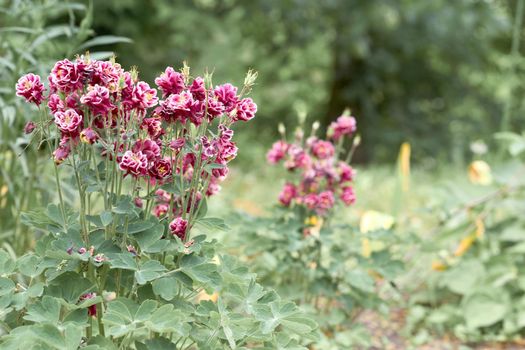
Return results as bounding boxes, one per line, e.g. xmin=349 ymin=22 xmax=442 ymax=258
xmin=267 ymin=110 xmax=358 ymax=217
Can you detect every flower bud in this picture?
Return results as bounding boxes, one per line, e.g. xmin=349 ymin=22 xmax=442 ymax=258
xmin=24 ymin=121 xmax=36 ymax=134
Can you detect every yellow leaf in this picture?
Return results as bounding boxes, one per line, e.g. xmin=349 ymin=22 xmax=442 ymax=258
xmin=361 ymin=238 xmax=371 ymax=258
xmin=468 ymin=160 xmax=492 ymax=186
xmin=431 ymin=260 xmax=448 ymax=271
xmin=399 ymin=142 xmax=411 ymax=192
xmin=454 ymin=234 xmax=476 ymax=257
xmin=360 ymin=210 xmax=395 ymax=234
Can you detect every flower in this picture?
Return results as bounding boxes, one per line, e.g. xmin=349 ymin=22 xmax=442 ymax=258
xmin=234 ymin=98 xmax=257 ymax=122
xmin=80 ymin=128 xmax=98 ymax=144
xmin=54 ymin=109 xmax=83 ymax=135
xmin=266 ymin=141 xmax=289 ymax=164
xmin=153 ymin=203 xmax=169 ymax=218
xmin=278 ymin=183 xmax=297 ymax=207
xmin=119 ymin=150 xmax=148 ymax=177
xmin=141 ymin=117 xmax=164 ymax=139
xmin=316 ymin=191 xmax=335 ymax=214
xmin=79 ymin=293 xmax=97 ymax=317
xmin=132 ymin=139 xmax=161 ymax=162
xmin=340 ymin=186 xmax=356 ymax=206
xmin=53 ymin=145 xmax=70 ymax=165
xmin=338 ymin=162 xmax=355 ymax=183
xmin=24 ymin=121 xmax=36 ymax=134
xmin=328 ymin=115 xmax=356 ymax=140
xmin=93 ymin=253 xmax=107 ymax=263
xmin=80 ymin=84 xmax=114 ymax=116
xmin=169 ymin=217 xmax=188 ymax=240
xmin=155 ymin=66 xmax=185 ymax=97
xmin=468 ymin=160 xmax=492 ymax=186
xmin=16 ymin=73 xmax=45 ymax=105
xmin=190 ymin=76 xmax=206 ymax=101
xmin=149 ymin=158 xmax=172 ymax=179
xmin=214 ymin=83 xmax=238 ymax=112
xmin=49 ymin=58 xmax=86 ymax=93
xmin=132 ymin=81 xmax=158 ymax=111
xmin=158 ymin=91 xmax=194 ymax=123
xmin=311 ymin=140 xmax=335 ymax=159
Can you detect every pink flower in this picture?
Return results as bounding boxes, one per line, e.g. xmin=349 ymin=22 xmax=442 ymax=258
xmin=158 ymin=91 xmax=194 ymax=123
xmin=190 ymin=76 xmax=206 ymax=101
xmin=155 ymin=67 xmax=185 ymax=97
xmin=127 ymin=245 xmax=138 ymax=256
xmin=285 ymin=145 xmax=311 ymax=170
xmin=49 ymin=58 xmax=86 ymax=93
xmin=328 ymin=115 xmax=357 ymax=140
xmin=311 ymin=140 xmax=335 ymax=159
xmin=132 ymin=139 xmax=160 ymax=162
xmin=279 ymin=183 xmax=297 ymax=207
xmin=80 ymin=84 xmax=114 ymax=116
xmin=24 ymin=121 xmax=36 ymax=134
xmin=80 ymin=128 xmax=98 ymax=144
xmin=88 ymin=60 xmax=123 ymax=91
xmin=219 ymin=124 xmax=234 ymax=141
xmin=140 ymin=117 xmax=164 ymax=139
xmin=54 ymin=109 xmax=83 ymax=135
xmin=153 ymin=203 xmax=169 ymax=218
xmin=169 ymin=217 xmax=188 ymax=240
xmin=79 ymin=293 xmax=97 ymax=317
xmin=48 ymin=94 xmax=65 ymax=114
xmin=316 ymin=191 xmax=335 ymax=215
xmin=267 ymin=141 xmax=289 ymax=164
xmin=53 ymin=144 xmax=70 ymax=165
xmin=93 ymin=253 xmax=106 ymax=263
xmin=132 ymin=81 xmax=158 ymax=111
xmin=302 ymin=193 xmax=319 ymax=211
xmin=149 ymin=158 xmax=172 ymax=179
xmin=134 ymin=197 xmax=143 ymax=208
xmin=206 ymin=177 xmax=222 ymax=196
xmin=119 ymin=150 xmax=148 ymax=177
xmin=340 ymin=186 xmax=356 ymax=206
xmin=207 ymin=98 xmax=225 ymax=119
xmin=339 ymin=162 xmax=355 ymax=183
xmin=16 ymin=73 xmax=45 ymax=105
xmin=214 ymin=83 xmax=238 ymax=112
xmin=170 ymin=138 xmax=185 ymax=151
xmin=234 ymin=98 xmax=257 ymax=122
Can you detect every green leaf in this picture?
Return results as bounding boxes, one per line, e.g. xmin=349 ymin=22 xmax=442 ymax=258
xmin=135 ymin=261 xmax=167 ymax=285
xmin=441 ymin=260 xmax=484 ymax=295
xmin=100 ymin=211 xmax=113 ymax=227
xmin=77 ymin=35 xmax=133 ymax=50
xmin=17 ymin=254 xmax=44 ymax=277
xmin=134 ymin=224 xmax=165 ymax=252
xmin=152 ymin=277 xmax=178 ymax=301
xmin=194 ymin=217 xmax=229 ymax=232
xmin=46 ymin=272 xmax=95 ymax=304
xmin=463 ymin=292 xmax=508 ymax=329
xmin=345 ymin=270 xmax=375 ymax=293
xmin=24 ymin=296 xmax=61 ymax=324
xmin=0 ymin=250 xmax=15 ymax=275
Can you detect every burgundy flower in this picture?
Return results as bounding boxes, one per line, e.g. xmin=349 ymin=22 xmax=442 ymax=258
xmin=338 ymin=162 xmax=355 ymax=183
xmin=48 ymin=58 xmax=86 ymax=93
xmin=213 ymin=83 xmax=238 ymax=112
xmin=80 ymin=128 xmax=99 ymax=144
xmin=140 ymin=117 xmax=164 ymax=139
xmin=302 ymin=193 xmax=319 ymax=211
xmin=170 ymin=138 xmax=185 ymax=152
xmin=234 ymin=98 xmax=257 ymax=122
xmin=316 ymin=191 xmax=335 ymax=215
xmin=24 ymin=121 xmax=36 ymax=134
xmin=311 ymin=140 xmax=335 ymax=160
xmin=158 ymin=91 xmax=194 ymax=123
xmin=153 ymin=203 xmax=169 ymax=218
xmin=207 ymin=98 xmax=226 ymax=119
xmin=328 ymin=115 xmax=356 ymax=140
xmin=190 ymin=76 xmax=206 ymax=101
xmin=119 ymin=150 xmax=148 ymax=177
xmin=54 ymin=109 xmax=82 ymax=135
xmin=48 ymin=94 xmax=65 ymax=114
xmin=155 ymin=66 xmax=185 ymax=97
xmin=80 ymin=84 xmax=114 ymax=116
xmin=132 ymin=139 xmax=161 ymax=162
xmin=149 ymin=158 xmax=172 ymax=179
xmin=340 ymin=186 xmax=356 ymax=206
xmin=279 ymin=183 xmax=297 ymax=207
xmin=88 ymin=60 xmax=123 ymax=91
xmin=132 ymin=81 xmax=158 ymax=111
xmin=267 ymin=140 xmax=289 ymax=164
xmin=79 ymin=293 xmax=97 ymax=317
xmin=16 ymin=73 xmax=45 ymax=105
xmin=169 ymin=217 xmax=188 ymax=240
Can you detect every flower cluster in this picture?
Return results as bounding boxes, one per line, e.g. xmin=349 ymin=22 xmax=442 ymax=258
xmin=17 ymin=57 xmax=258 ymax=241
xmin=267 ymin=112 xmax=358 ymax=217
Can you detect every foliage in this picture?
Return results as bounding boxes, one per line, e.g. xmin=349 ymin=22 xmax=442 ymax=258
xmin=229 ymin=117 xmax=403 ymax=347
xmin=88 ymin=0 xmax=518 ymax=161
xmin=408 ymin=136 xmax=525 ymax=342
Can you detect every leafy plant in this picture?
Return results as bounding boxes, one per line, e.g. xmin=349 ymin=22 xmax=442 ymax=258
xmin=408 ymin=135 xmax=525 ymax=342
xmin=230 ymin=113 xmax=403 ymax=347
xmin=0 ymin=57 xmax=317 ymax=348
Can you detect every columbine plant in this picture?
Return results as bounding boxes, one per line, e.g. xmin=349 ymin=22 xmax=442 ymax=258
xmin=232 ymin=111 xmax=402 ymax=348
xmin=1 ymin=57 xmax=317 ymax=349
